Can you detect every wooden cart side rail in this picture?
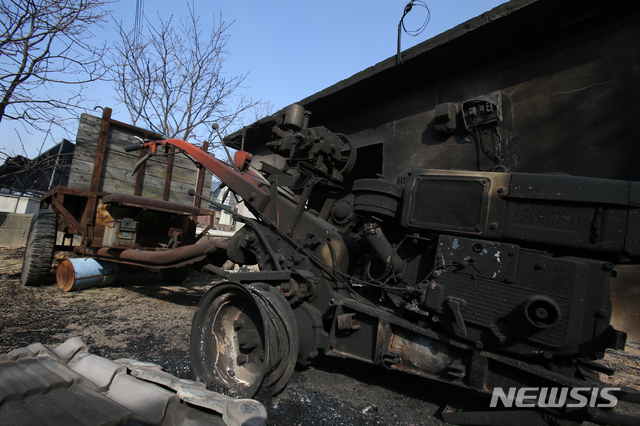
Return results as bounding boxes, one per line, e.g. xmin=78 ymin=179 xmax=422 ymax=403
xmin=106 ymin=116 xmax=174 ymax=201
xmin=72 ymin=111 xmax=212 ymax=207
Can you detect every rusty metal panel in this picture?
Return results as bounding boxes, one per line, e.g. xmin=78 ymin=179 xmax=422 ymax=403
xmin=103 ymin=219 xmax=138 ymax=249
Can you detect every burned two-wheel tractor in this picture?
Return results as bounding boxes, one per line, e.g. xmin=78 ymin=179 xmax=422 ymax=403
xmin=21 ymin=102 xmax=640 ymax=425
xmin=105 ymin=104 xmax=640 ymax=425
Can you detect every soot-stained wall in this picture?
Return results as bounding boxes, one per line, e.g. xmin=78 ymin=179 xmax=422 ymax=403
xmin=232 ymin=0 xmax=640 ymax=183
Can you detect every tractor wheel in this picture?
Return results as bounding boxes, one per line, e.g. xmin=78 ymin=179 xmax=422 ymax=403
xmin=190 ymin=282 xmax=298 ymax=398
xmin=21 ymin=209 xmax=57 ymax=286
xmin=160 ymin=265 xmax=190 ymax=285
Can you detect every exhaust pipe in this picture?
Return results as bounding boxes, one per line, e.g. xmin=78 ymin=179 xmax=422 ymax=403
xmin=81 ymin=240 xmax=219 ymax=267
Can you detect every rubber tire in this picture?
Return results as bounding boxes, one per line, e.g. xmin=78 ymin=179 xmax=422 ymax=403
xmin=21 ymin=209 xmax=57 ymax=286
xmin=160 ymin=265 xmax=190 ymax=285
xmin=190 ymin=282 xmax=298 ymax=398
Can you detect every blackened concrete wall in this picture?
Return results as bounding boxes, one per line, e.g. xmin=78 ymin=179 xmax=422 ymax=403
xmin=232 ymin=0 xmax=640 ymax=184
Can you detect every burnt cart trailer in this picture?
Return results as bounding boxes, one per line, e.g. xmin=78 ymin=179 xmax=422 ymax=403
xmin=20 ymin=108 xmax=217 ymax=289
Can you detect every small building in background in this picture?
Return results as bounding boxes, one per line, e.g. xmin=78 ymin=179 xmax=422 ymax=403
xmin=207 ymin=180 xmax=238 ymax=232
xmin=0 ymin=139 xmax=74 ymax=214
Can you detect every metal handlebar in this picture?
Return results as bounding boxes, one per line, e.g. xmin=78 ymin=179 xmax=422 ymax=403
xmin=124 ymin=144 xmax=144 ymax=152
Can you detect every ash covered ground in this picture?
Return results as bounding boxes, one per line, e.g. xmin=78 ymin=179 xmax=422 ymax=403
xmin=1 ymin=247 xmax=638 ymax=425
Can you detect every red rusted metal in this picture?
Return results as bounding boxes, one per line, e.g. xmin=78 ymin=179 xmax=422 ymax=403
xmin=43 ymin=183 xmax=102 ymax=237
xmin=52 ymin=198 xmax=83 ymax=236
xmin=193 ymin=141 xmax=209 ymax=209
xmin=140 ymin=139 xmax=270 ymax=212
xmin=194 ymin=215 xmax=214 ymax=242
xmin=138 ymin=138 xmax=353 ymax=272
xmin=81 ymin=107 xmax=112 ymax=247
xmin=101 ymin=193 xmax=202 ymax=215
xmin=89 ymin=108 xmax=111 ymax=194
xmin=234 ymin=151 xmax=253 ymax=171
xmin=83 ymin=240 xmax=217 ymax=266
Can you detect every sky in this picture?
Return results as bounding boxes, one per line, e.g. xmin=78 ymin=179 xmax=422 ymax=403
xmin=5 ymin=0 xmax=507 ymax=158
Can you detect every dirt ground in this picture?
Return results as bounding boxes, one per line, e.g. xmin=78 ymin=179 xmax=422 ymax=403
xmin=1 ymin=247 xmax=639 ymax=425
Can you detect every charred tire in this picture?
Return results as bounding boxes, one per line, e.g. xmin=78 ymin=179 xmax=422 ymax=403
xmin=190 ymin=281 xmax=298 ymax=398
xmin=160 ymin=265 xmax=190 ymax=285
xmin=21 ymin=209 xmax=57 ymax=287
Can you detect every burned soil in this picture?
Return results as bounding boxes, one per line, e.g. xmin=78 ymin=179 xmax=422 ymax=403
xmin=1 ymin=247 xmax=639 ymax=425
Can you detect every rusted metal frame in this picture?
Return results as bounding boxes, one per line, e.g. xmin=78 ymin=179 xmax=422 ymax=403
xmin=203 ymin=263 xmax=231 ymax=279
xmin=375 ymin=317 xmax=392 ymax=366
xmin=341 ymin=298 xmax=467 ymax=348
xmin=134 ymin=132 xmax=149 ymax=196
xmin=80 ymin=107 xmax=112 ymax=250
xmin=286 ymin=177 xmax=322 ymax=236
xmin=83 ymin=240 xmax=216 ymax=266
xmin=41 ymin=186 xmax=100 ymax=237
xmin=152 ymin=139 xmax=271 ymax=212
xmin=108 ymin=201 xmax=192 ymax=215
xmin=43 ymin=185 xmax=96 ymax=199
xmin=269 ymin=176 xmax=279 ymax=227
xmin=103 ymin=199 xmax=200 ymax=215
xmin=195 ymin=212 xmax=216 ymax=243
xmin=468 ymin=351 xmax=490 ymax=392
xmin=243 ymin=217 xmax=283 ymax=271
xmin=478 ymin=350 xmax=608 ymax=390
xmin=327 ymin=300 xmax=508 ymax=402
xmin=51 ymin=196 xmax=83 ymax=236
xmin=193 ymin=141 xmax=209 ymax=208
xmin=326 ymin=303 xmax=379 ymax=365
xmin=267 ymin=174 xmax=296 ymax=228
xmin=231 ymin=270 xmax=292 ymax=283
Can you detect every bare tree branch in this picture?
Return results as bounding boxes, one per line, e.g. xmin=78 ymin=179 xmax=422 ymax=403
xmin=106 ymin=2 xmax=258 ymax=153
xmin=0 ymin=0 xmax=112 ymax=132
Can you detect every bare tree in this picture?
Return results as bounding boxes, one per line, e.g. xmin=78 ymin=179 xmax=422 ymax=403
xmin=108 ymin=4 xmax=257 ymax=152
xmin=0 ymin=0 xmax=111 ymax=132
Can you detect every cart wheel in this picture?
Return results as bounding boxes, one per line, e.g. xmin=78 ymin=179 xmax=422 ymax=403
xmin=21 ymin=209 xmax=57 ymax=287
xmin=160 ymin=265 xmax=190 ymax=285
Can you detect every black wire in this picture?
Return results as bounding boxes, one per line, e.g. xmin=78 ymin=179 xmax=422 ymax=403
xmin=397 ymin=1 xmax=431 ymax=65
xmin=471 ymin=127 xmax=506 ymax=171
xmin=401 ymin=1 xmax=431 ymax=36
